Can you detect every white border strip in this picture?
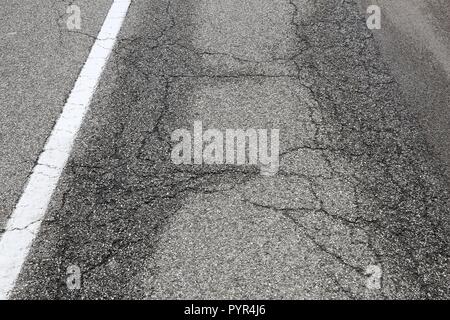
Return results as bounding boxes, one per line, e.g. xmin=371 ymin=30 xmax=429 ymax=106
xmin=0 ymin=0 xmax=131 ymax=299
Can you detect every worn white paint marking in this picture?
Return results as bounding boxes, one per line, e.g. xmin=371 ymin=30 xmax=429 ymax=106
xmin=0 ymin=0 xmax=131 ymax=299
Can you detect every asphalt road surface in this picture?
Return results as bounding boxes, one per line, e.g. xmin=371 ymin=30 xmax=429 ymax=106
xmin=0 ymin=0 xmax=111 ymax=228
xmin=359 ymin=0 xmax=450 ymax=178
xmin=1 ymin=0 xmax=449 ymax=299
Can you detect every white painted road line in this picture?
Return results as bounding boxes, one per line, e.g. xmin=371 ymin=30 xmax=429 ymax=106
xmin=0 ymin=0 xmax=131 ymax=299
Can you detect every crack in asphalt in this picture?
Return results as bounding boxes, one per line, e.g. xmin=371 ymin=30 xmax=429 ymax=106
xmin=284 ymin=0 xmax=449 ymax=299
xmin=10 ymin=0 xmax=450 ymax=299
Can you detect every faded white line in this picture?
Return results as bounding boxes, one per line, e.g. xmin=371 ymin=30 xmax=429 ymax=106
xmin=0 ymin=0 xmax=131 ymax=299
